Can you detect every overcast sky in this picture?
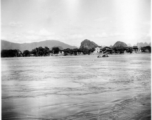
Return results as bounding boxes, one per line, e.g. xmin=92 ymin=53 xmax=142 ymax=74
xmin=1 ymin=0 xmax=151 ymax=47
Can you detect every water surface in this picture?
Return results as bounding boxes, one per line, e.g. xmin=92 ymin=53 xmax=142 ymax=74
xmin=2 ymin=54 xmax=151 ymax=120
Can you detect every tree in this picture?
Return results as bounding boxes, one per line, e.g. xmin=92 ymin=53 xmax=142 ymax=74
xmin=126 ymin=47 xmax=133 ymax=53
xmin=37 ymin=47 xmax=45 ymax=56
xmin=44 ymin=47 xmax=50 ymax=56
xmin=52 ymin=47 xmax=60 ymax=54
xmin=90 ymin=48 xmax=95 ymax=53
xmin=141 ymin=46 xmax=151 ymax=53
xmin=72 ymin=48 xmax=79 ymax=55
xmin=64 ymin=48 xmax=72 ymax=55
xmin=80 ymin=48 xmax=90 ymax=55
xmin=31 ymin=49 xmax=38 ymax=56
xmin=1 ymin=49 xmax=22 ymax=57
xmin=31 ymin=47 xmax=50 ymax=56
xmin=133 ymin=46 xmax=138 ymax=53
xmin=23 ymin=50 xmax=30 ymax=56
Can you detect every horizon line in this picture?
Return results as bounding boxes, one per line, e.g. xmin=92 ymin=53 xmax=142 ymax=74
xmin=1 ymin=39 xmax=151 ymax=47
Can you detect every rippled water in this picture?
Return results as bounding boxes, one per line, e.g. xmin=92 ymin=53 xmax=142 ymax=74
xmin=2 ymin=54 xmax=151 ymax=120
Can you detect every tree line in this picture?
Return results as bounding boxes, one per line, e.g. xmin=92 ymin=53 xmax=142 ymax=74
xmin=1 ymin=46 xmax=51 ymax=57
xmin=1 ymin=46 xmax=96 ymax=57
xmin=1 ymin=46 xmax=151 ymax=57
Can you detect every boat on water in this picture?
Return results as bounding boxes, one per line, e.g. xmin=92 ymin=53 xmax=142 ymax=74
xmin=97 ymin=54 xmax=109 ymax=58
xmin=97 ymin=50 xmax=109 ymax=58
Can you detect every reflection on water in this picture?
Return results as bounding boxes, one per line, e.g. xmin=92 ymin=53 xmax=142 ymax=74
xmin=2 ymin=54 xmax=151 ymax=120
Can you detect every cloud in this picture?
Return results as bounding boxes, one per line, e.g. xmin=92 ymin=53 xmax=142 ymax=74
xmin=95 ymin=17 xmax=107 ymax=22
xmin=141 ymin=21 xmax=151 ymax=26
xmin=39 ymin=29 xmax=51 ymax=36
xmin=25 ymin=34 xmax=39 ymax=40
xmin=146 ymin=30 xmax=151 ymax=37
xmin=9 ymin=22 xmax=23 ymax=28
xmin=100 ymin=32 xmax=108 ymax=37
xmin=90 ymin=32 xmax=108 ymax=38
xmin=27 ymin=29 xmax=52 ymax=36
xmin=69 ymin=34 xmax=85 ymax=39
xmin=110 ymin=32 xmax=124 ymax=37
xmin=25 ymin=29 xmax=56 ymax=41
xmin=27 ymin=30 xmax=36 ymax=34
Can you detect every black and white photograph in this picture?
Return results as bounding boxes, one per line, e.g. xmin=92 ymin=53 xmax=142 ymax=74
xmin=1 ymin=0 xmax=151 ymax=120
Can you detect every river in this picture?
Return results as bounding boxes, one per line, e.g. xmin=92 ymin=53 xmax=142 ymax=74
xmin=2 ymin=54 xmax=151 ymax=120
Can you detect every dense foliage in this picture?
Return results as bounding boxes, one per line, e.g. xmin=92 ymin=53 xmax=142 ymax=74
xmin=30 ymin=47 xmax=50 ymax=56
xmin=1 ymin=49 xmax=22 ymax=57
xmin=1 ymin=42 xmax=151 ymax=57
xmin=141 ymin=46 xmax=151 ymax=52
xmin=23 ymin=50 xmax=30 ymax=56
xmin=52 ymin=47 xmax=60 ymax=54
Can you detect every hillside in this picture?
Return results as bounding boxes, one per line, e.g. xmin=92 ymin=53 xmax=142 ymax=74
xmin=113 ymin=41 xmax=127 ymax=48
xmin=1 ymin=40 xmax=77 ymax=51
xmin=80 ymin=39 xmax=98 ymax=49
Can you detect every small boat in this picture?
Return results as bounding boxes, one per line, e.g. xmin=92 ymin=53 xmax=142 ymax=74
xmin=102 ymin=54 xmax=109 ymax=57
xmin=97 ymin=53 xmax=108 ymax=58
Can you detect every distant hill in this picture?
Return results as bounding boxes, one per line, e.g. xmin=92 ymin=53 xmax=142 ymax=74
xmin=80 ymin=39 xmax=98 ymax=49
xmin=137 ymin=42 xmax=151 ymax=48
xmin=113 ymin=41 xmax=127 ymax=48
xmin=1 ymin=40 xmax=77 ymax=51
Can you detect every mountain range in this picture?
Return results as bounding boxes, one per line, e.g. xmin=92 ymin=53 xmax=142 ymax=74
xmin=1 ymin=40 xmax=151 ymax=52
xmin=1 ymin=40 xmax=77 ymax=52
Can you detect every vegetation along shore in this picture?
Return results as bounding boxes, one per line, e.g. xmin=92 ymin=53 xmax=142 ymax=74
xmin=1 ymin=39 xmax=151 ymax=57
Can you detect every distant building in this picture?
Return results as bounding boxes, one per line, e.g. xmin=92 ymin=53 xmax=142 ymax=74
xmin=58 ymin=50 xmax=64 ymax=56
xmin=94 ymin=46 xmax=102 ymax=53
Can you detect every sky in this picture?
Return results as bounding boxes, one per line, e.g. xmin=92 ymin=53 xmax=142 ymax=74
xmin=1 ymin=0 xmax=151 ymax=47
